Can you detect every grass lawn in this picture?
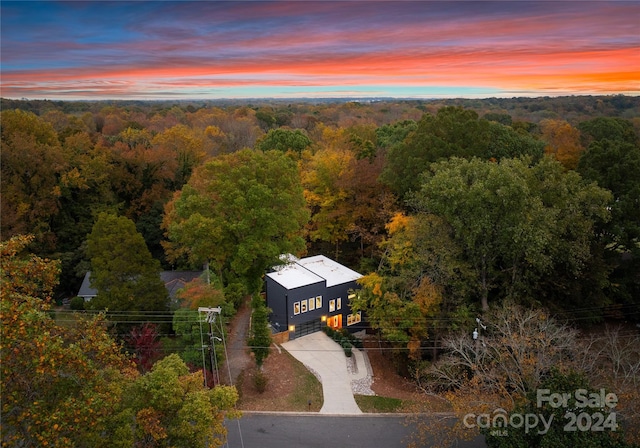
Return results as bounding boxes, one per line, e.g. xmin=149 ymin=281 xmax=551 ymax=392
xmin=355 ymin=394 xmax=414 ymax=413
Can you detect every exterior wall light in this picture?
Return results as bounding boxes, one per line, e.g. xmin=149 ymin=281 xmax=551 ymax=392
xmin=289 ymin=325 xmax=295 ymax=332
xmin=321 ymin=315 xmax=327 ymax=322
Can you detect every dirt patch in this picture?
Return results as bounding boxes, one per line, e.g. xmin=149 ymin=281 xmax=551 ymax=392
xmin=236 ymin=347 xmax=323 ymax=412
xmin=364 ymin=338 xmax=419 ymax=401
xmin=362 ymin=337 xmax=452 ymax=412
xmin=223 ymin=296 xmax=253 ymax=385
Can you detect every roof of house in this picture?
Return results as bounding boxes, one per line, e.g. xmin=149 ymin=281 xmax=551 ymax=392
xmin=77 ymin=272 xmax=97 ymax=298
xmin=297 ymin=255 xmax=362 ymax=287
xmin=266 ymin=255 xmax=362 ymax=290
xmin=77 ymin=271 xmax=203 ymax=300
xmin=266 ymin=260 xmax=325 ymax=290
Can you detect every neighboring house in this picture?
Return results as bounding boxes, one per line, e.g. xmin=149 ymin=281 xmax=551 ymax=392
xmin=77 ymin=271 xmax=203 ymax=303
xmin=265 ymin=254 xmax=364 ymax=339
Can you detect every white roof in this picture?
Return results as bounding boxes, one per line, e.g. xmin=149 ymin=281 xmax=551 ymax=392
xmin=298 ymin=255 xmax=362 ymax=287
xmin=267 ymin=254 xmax=362 ymax=289
xmin=266 ymin=259 xmax=324 ymax=290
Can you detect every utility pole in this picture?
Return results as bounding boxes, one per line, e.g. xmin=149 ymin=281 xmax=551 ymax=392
xmin=199 ymin=307 xmax=222 ymax=387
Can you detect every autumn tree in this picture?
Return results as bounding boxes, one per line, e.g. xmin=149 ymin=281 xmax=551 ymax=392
xmin=2 ymin=235 xmax=240 ymax=448
xmin=301 ymin=146 xmax=355 ymax=259
xmin=0 ymin=110 xmax=67 ymax=246
xmin=302 ymin=125 xmax=397 ymax=262
xmin=127 ymin=323 xmax=162 ymax=373
xmin=163 ymin=149 xmax=309 ymax=304
xmin=539 ymin=118 xmax=584 ymax=170
xmin=86 ymin=213 xmax=169 ymax=324
xmin=169 ymin=275 xmax=228 ymax=380
xmin=115 ymin=354 xmax=239 ymax=448
xmin=0 ymin=234 xmax=136 ymax=447
xmin=351 ymin=212 xmax=463 ymax=360
xmin=408 ymin=305 xmax=635 ymax=448
xmin=151 ymin=124 xmax=207 ymax=189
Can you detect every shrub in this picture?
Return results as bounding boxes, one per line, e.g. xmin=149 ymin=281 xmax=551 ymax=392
xmin=69 ymin=296 xmax=85 ymax=310
xmin=253 ymin=370 xmax=268 ymax=393
xmin=324 ymin=326 xmax=335 ymax=338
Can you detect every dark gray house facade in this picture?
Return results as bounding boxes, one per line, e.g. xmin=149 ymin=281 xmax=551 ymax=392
xmin=265 ymin=255 xmax=364 ymax=339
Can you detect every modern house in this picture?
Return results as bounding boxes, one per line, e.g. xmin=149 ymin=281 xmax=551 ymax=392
xmin=265 ymin=255 xmax=364 ymax=339
xmin=77 ymin=270 xmax=203 ymax=304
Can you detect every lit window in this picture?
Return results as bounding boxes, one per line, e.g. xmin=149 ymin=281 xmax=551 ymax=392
xmin=347 ymin=311 xmax=361 ymax=326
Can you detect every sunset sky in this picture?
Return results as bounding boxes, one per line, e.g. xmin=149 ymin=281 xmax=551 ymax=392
xmin=1 ymin=1 xmax=638 ymax=100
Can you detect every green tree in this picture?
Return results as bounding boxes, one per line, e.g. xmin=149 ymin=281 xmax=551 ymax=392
xmin=578 ymin=117 xmax=638 ymax=148
xmin=375 ymin=119 xmax=418 ymax=152
xmin=577 ymin=133 xmax=640 ymax=254
xmin=411 ymin=157 xmax=610 ymax=312
xmin=248 ymin=294 xmax=272 ymax=369
xmin=163 ymin=149 xmax=309 ymax=302
xmin=86 ymin=213 xmax=169 ymax=323
xmin=255 ymin=128 xmax=312 ymax=155
xmin=381 ymin=107 xmax=544 ymax=199
xmin=170 ymin=273 xmax=232 ymax=377
xmin=576 ymin=121 xmax=640 ymax=311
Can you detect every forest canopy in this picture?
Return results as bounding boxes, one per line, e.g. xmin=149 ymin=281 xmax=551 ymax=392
xmin=1 ymin=95 xmax=638 ymax=323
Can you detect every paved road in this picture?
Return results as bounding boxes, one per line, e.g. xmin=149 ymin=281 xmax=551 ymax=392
xmin=225 ymin=413 xmax=487 ymax=448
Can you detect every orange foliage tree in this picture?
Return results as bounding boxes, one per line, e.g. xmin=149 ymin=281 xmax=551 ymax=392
xmin=539 ymin=119 xmax=584 ymax=170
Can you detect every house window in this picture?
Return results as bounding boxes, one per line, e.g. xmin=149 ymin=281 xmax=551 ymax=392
xmin=294 ymin=302 xmax=300 ymax=315
xmin=308 ymin=297 xmax=315 ymax=311
xmin=316 ymin=296 xmax=322 ymax=309
xmin=336 ymin=298 xmax=342 ymax=310
xmin=347 ymin=311 xmax=361 ymax=326
xmin=329 ymin=299 xmax=335 ymax=312
xmin=301 ymin=301 xmax=307 ymax=313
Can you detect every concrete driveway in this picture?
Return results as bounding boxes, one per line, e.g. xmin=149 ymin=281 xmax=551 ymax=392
xmin=281 ymin=331 xmax=370 ymax=414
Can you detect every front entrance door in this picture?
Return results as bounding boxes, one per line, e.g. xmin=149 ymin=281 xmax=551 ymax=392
xmin=328 ymin=314 xmax=342 ymax=330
